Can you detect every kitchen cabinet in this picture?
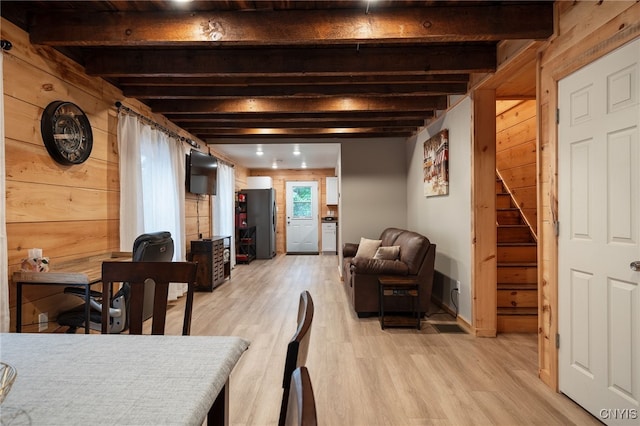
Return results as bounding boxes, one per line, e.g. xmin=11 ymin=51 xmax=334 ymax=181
xmin=326 ymin=176 xmax=338 ymax=205
xmin=322 ymin=222 xmax=337 ymax=253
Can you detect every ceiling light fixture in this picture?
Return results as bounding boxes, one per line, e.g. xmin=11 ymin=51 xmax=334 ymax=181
xmin=301 ymin=162 xmax=307 ymax=169
xmin=293 ymin=145 xmax=301 ymax=156
xmin=272 ymin=162 xmax=278 ymax=169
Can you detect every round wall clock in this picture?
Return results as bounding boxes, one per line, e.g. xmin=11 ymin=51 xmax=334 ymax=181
xmin=41 ymin=100 xmax=93 ymax=165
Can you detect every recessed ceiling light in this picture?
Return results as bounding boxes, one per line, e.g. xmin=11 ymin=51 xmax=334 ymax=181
xmin=256 ymin=150 xmax=264 ymax=156
xmin=293 ymin=145 xmax=301 ymax=156
xmin=272 ymin=162 xmax=278 ymax=169
xmin=301 ymin=162 xmax=307 ymax=168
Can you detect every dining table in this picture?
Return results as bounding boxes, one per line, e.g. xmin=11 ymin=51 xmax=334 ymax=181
xmin=0 ymin=332 xmax=250 ymax=425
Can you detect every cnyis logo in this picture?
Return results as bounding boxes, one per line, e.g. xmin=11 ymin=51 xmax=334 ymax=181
xmin=599 ymin=408 xmax=638 ymax=421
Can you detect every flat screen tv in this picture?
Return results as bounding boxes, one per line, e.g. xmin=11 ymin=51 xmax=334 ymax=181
xmin=186 ymin=149 xmax=218 ymax=195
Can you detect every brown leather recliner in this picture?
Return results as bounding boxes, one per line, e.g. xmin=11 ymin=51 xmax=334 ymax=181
xmin=342 ymin=228 xmax=436 ymax=317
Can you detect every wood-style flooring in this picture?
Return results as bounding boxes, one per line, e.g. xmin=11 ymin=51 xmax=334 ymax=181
xmin=163 ymin=254 xmax=599 ymax=426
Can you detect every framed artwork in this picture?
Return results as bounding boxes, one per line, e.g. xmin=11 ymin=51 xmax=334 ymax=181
xmin=423 ymin=129 xmax=449 ymax=197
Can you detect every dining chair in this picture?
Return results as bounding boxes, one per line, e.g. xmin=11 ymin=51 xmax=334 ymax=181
xmin=284 ymin=366 xmax=317 ymax=426
xmin=100 ymin=261 xmax=198 ymax=335
xmin=278 ymin=290 xmax=314 ymax=426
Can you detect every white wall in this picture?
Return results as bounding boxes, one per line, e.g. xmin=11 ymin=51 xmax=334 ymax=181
xmin=341 ymin=138 xmax=407 ymax=245
xmin=406 ymin=97 xmax=472 ymax=322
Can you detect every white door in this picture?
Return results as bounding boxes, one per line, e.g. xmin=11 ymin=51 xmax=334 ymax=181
xmin=558 ymin=38 xmax=640 ymax=424
xmin=286 ymin=181 xmax=319 ymax=253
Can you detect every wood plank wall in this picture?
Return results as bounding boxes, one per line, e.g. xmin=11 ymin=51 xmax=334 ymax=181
xmin=496 ymin=100 xmax=537 ymax=234
xmin=537 ymin=1 xmax=639 ymax=390
xmin=2 ymin=18 xmax=227 ymax=331
xmin=246 ymin=169 xmax=337 ymax=254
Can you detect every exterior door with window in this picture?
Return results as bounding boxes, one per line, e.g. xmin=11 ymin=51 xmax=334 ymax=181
xmin=286 ymin=181 xmax=319 ymax=253
xmin=558 ymin=38 xmax=639 ymax=424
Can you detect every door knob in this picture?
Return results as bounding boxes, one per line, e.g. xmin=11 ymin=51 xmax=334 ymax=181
xmin=631 ymin=261 xmax=640 ymax=271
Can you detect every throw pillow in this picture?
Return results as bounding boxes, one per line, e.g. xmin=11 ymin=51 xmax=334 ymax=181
xmin=354 ymin=237 xmax=382 ymax=258
xmin=373 ymin=245 xmax=400 ymax=261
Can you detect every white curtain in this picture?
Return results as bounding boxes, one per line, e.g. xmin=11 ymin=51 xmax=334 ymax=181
xmin=0 ymin=52 xmax=9 ymax=332
xmin=117 ymin=112 xmax=188 ymax=300
xmin=213 ymin=161 xmax=236 ymax=267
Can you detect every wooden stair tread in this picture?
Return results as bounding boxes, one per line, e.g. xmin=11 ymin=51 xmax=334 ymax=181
xmin=498 ymin=262 xmax=537 ymax=267
xmin=498 ymin=283 xmax=537 ymax=290
xmin=498 ymin=307 xmax=538 ymax=315
xmin=498 ymin=242 xmax=536 ymax=247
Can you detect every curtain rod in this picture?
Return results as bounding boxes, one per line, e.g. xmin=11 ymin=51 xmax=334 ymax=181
xmin=115 ymin=101 xmax=200 ymax=149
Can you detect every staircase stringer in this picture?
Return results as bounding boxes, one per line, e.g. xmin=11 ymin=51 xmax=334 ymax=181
xmin=495 ymin=169 xmax=537 ymax=242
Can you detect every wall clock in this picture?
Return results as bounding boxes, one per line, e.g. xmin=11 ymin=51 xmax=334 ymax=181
xmin=41 ymin=100 xmax=93 ymax=165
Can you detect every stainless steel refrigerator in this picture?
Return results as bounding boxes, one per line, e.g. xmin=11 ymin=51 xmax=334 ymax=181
xmin=239 ymin=188 xmax=276 ymax=259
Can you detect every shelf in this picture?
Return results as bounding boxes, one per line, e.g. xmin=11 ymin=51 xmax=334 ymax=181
xmin=236 ymin=226 xmax=256 ymax=264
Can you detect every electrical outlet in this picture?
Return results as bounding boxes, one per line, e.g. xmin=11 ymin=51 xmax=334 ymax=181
xmin=454 ymin=280 xmax=461 ymax=293
xmin=38 ymin=312 xmax=48 ymax=332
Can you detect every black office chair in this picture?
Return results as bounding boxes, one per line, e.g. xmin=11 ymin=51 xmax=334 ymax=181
xmin=57 ymin=231 xmax=174 ymax=333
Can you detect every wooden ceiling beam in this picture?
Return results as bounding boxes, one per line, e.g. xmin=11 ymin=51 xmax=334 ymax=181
xmin=123 ymin=83 xmax=467 ymax=99
xmin=29 ymin=4 xmax=553 ymax=46
xmin=181 ymin=119 xmax=425 ymax=129
xmin=165 ymin=111 xmax=434 ymax=122
xmin=203 ymin=131 xmax=414 ymax=140
xmin=116 ymin=74 xmax=470 ymax=87
xmin=85 ymin=45 xmax=496 ymax=77
xmin=147 ymin=96 xmax=448 ymax=114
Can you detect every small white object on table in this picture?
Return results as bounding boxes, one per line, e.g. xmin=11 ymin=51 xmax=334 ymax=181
xmin=0 ymin=333 xmax=250 ymax=425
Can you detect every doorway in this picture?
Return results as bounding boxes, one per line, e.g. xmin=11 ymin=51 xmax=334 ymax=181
xmin=558 ymin=38 xmax=639 ymax=422
xmin=285 ymin=181 xmax=319 ymax=254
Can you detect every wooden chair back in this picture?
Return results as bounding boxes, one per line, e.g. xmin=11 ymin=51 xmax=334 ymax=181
xmin=101 ymin=261 xmax=198 ymax=335
xmin=278 ymin=290 xmax=314 ymax=426
xmin=284 ymin=367 xmax=317 ymax=426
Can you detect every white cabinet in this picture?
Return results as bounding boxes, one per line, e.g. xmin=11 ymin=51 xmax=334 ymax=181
xmin=321 ymin=222 xmax=337 ymax=253
xmin=326 ymin=176 xmax=338 ymax=205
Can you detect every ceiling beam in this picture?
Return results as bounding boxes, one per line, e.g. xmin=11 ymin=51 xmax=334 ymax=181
xmin=116 ymin=74 xmax=470 ymax=87
xmin=147 ymin=96 xmax=448 ymax=114
xmin=181 ymin=119 xmax=424 ymax=129
xmin=123 ymin=83 xmax=468 ymax=99
xmin=202 ymin=129 xmax=416 ymax=139
xmin=165 ymin=111 xmax=434 ymax=122
xmin=85 ymin=45 xmax=496 ymax=77
xmin=29 ymin=4 xmax=553 ymax=46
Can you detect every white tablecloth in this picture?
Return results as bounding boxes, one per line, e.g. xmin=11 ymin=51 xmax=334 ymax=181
xmin=0 ymin=333 xmax=250 ymax=425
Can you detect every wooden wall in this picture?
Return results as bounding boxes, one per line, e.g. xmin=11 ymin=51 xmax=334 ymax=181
xmin=246 ymin=169 xmax=337 ymax=254
xmin=496 ymin=99 xmax=537 ymax=234
xmin=537 ymin=1 xmax=640 ymax=390
xmin=2 ymin=18 xmax=218 ymax=331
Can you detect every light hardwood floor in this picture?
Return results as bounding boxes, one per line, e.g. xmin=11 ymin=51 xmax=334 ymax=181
xmin=164 ymin=254 xmax=600 ymax=426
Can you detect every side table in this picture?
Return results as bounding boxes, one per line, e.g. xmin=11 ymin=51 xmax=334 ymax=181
xmin=378 ymin=275 xmax=421 ymax=330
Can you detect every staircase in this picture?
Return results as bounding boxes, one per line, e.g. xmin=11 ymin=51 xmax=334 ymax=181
xmin=496 ymin=176 xmax=538 ymax=333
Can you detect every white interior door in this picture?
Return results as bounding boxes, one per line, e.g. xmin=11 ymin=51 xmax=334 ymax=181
xmin=558 ymin=38 xmax=640 ymax=424
xmin=286 ymin=181 xmax=319 ymax=253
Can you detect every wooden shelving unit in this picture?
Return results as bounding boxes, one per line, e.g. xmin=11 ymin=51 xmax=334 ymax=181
xmin=236 ymin=226 xmax=256 ymax=264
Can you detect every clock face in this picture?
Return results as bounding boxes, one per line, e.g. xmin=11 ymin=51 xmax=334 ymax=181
xmin=41 ymin=101 xmax=93 ymax=165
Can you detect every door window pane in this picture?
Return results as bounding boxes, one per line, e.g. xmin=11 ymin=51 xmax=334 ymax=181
xmin=293 ymin=186 xmax=312 ymax=218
